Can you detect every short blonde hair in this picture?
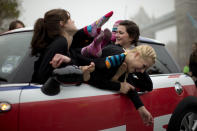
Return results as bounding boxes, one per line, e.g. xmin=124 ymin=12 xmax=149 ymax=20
xmin=127 ymin=44 xmax=157 ymax=64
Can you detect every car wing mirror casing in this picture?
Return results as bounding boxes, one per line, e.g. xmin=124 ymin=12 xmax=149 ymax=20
xmin=41 ymin=77 xmax=60 ymax=96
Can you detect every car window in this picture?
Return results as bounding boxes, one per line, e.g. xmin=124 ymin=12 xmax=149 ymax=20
xmin=0 ymin=32 xmax=33 ymax=83
xmin=139 ymin=42 xmax=181 ymax=74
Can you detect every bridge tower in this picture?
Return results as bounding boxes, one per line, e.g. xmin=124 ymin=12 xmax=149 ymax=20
xmin=175 ymin=0 xmax=197 ymax=68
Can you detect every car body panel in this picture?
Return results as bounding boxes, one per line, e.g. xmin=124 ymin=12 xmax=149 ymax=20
xmin=1 ymin=74 xmax=195 ymax=131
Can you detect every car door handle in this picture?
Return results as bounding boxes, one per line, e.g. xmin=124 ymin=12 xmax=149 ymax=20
xmin=174 ymin=82 xmax=183 ymax=95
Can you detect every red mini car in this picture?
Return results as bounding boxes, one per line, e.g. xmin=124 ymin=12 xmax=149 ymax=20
xmin=0 ymin=28 xmax=197 ymax=131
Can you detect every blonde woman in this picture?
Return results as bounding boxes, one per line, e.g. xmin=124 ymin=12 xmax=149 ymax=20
xmin=89 ymin=44 xmax=156 ymax=126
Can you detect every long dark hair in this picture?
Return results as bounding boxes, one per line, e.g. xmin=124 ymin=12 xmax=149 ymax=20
xmin=31 ymin=9 xmax=70 ymax=56
xmin=119 ymin=20 xmax=140 ymax=46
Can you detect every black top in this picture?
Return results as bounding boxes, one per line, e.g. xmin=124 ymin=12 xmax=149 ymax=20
xmin=189 ymin=52 xmax=197 ymax=77
xmin=32 ymin=36 xmax=71 ymax=84
xmin=89 ymin=44 xmax=124 ymax=90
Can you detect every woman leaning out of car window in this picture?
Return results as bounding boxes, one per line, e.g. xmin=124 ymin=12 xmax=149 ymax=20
xmin=30 ymin=9 xmax=95 ymax=84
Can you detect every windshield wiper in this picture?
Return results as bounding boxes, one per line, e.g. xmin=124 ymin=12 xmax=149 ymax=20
xmin=0 ymin=77 xmax=7 ymax=82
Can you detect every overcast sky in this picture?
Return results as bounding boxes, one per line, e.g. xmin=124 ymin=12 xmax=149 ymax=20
xmin=19 ymin=0 xmax=175 ymax=43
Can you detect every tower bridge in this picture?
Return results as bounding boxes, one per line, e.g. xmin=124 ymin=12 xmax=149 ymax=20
xmin=137 ymin=0 xmax=197 ymax=68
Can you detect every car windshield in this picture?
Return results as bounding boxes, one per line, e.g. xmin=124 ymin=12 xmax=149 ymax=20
xmin=0 ymin=32 xmax=33 ymax=83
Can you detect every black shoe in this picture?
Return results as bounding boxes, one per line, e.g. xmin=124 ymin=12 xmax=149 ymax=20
xmin=53 ymin=65 xmax=84 ymax=83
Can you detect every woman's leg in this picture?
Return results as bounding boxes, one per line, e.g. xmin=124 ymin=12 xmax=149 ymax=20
xmin=71 ymin=28 xmax=93 ymax=49
xmin=71 ymin=11 xmax=113 ymax=49
xmin=83 ymin=11 xmax=113 ymax=37
xmin=81 ymin=28 xmax=111 ymax=58
xmin=81 ymin=31 xmax=103 ymax=57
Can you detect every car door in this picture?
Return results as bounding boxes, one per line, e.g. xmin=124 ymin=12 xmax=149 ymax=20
xmin=19 ymin=83 xmax=131 ymax=131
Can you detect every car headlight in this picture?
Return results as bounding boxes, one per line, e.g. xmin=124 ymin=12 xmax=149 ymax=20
xmin=0 ymin=102 xmax=11 ymax=112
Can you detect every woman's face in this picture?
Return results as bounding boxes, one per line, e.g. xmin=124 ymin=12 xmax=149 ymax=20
xmin=126 ymin=52 xmax=153 ymax=73
xmin=115 ymin=25 xmax=133 ymax=47
xmin=63 ymin=19 xmax=78 ymax=33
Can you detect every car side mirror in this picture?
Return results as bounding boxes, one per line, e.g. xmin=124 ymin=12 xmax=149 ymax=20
xmin=41 ymin=77 xmax=60 ymax=96
xmin=41 ymin=65 xmax=84 ymax=96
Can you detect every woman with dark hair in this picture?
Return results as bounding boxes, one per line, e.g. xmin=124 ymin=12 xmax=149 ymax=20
xmin=8 ymin=20 xmax=25 ymax=30
xmin=115 ymin=20 xmax=140 ymax=48
xmin=31 ymin=9 xmax=95 ymax=84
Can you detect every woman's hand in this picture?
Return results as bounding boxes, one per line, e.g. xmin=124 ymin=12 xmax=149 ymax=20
xmin=50 ymin=54 xmax=71 ymax=68
xmin=120 ymin=82 xmax=135 ymax=94
xmin=138 ymin=106 xmax=153 ymax=126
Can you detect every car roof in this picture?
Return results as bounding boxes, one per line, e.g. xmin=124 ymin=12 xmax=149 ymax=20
xmin=0 ymin=27 xmax=33 ymax=36
xmin=139 ymin=36 xmax=164 ymax=45
xmin=0 ymin=27 xmax=164 ymax=45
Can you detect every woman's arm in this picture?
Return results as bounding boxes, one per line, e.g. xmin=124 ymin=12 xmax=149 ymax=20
xmin=127 ymin=72 xmax=153 ymax=92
